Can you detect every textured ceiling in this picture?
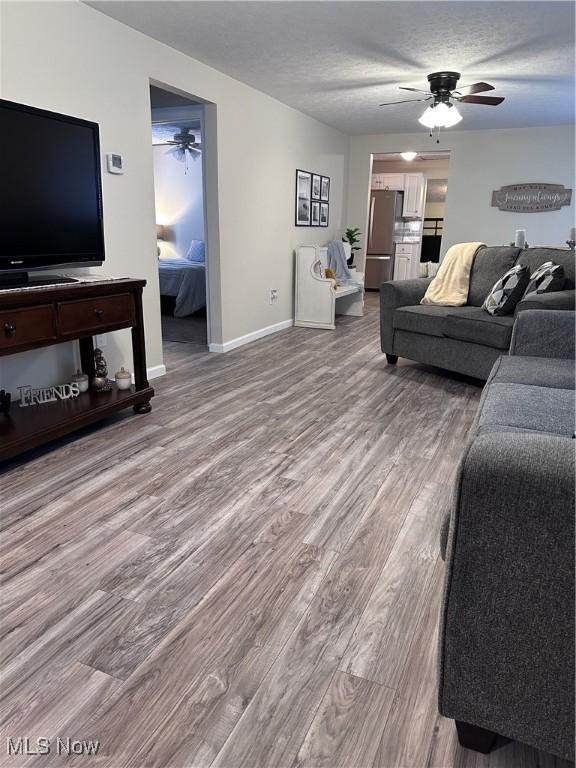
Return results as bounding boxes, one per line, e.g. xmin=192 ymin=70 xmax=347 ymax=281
xmin=90 ymin=1 xmax=575 ymax=135
xmin=373 ymin=152 xmax=451 ymax=162
xmin=149 ymin=85 xmax=200 ymax=108
xmin=151 ymin=122 xmax=202 ymax=145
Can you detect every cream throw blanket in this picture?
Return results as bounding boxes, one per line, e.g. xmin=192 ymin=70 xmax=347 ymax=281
xmin=421 ymin=242 xmax=485 ymax=306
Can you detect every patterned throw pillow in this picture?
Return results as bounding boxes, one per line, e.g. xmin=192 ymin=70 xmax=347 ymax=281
xmin=482 ymin=264 xmax=530 ymax=316
xmin=523 ymin=261 xmax=566 ymax=296
xmin=185 ymin=239 xmax=205 ymax=263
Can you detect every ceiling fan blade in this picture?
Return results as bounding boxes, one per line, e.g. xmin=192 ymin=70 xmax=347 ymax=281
xmin=454 ymin=82 xmax=495 ymax=95
xmin=456 ymin=95 xmax=505 ymax=105
xmin=167 ymin=146 xmax=185 ymax=160
xmin=399 ymin=86 xmax=430 ymax=94
xmin=379 ymin=97 xmax=429 ymax=106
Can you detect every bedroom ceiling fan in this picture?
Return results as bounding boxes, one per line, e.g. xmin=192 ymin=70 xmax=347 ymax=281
xmin=379 ymin=71 xmax=505 ymax=135
xmin=166 ymin=127 xmax=201 ymax=173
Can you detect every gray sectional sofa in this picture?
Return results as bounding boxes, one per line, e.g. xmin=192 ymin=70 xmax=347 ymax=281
xmin=380 ymin=246 xmax=575 ymax=379
xmin=438 ymin=310 xmax=575 ymax=760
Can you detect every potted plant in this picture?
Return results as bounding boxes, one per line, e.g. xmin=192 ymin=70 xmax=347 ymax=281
xmin=342 ymin=228 xmax=361 ymax=267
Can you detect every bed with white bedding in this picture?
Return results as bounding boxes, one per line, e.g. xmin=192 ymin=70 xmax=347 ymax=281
xmin=158 ymin=258 xmax=206 ymax=317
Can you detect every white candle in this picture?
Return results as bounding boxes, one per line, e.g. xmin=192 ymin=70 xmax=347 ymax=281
xmin=514 ymin=229 xmax=526 ymax=248
xmin=569 ymin=227 xmax=576 ymax=242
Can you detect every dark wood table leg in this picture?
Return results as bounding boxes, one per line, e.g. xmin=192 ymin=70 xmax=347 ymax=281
xmin=131 ymin=286 xmax=152 ymax=413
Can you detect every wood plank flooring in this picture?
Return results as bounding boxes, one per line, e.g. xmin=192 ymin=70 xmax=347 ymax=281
xmin=0 ymin=294 xmax=569 ymax=768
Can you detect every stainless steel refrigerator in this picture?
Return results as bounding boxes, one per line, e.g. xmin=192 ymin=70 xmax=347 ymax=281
xmin=365 ymin=190 xmax=404 ymax=290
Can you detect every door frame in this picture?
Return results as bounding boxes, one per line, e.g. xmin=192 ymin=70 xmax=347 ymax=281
xmin=149 ymin=79 xmax=222 ymax=350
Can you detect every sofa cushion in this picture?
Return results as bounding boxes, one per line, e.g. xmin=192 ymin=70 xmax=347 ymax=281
xmin=477 ymin=382 xmax=575 ymax=437
xmin=467 ymin=246 xmax=520 ymax=306
xmin=442 ymin=306 xmax=514 ymax=349
xmin=489 ymin=356 xmax=575 ymax=390
xmin=393 ymin=304 xmax=452 ymax=337
xmin=516 ymin=247 xmax=575 ymax=290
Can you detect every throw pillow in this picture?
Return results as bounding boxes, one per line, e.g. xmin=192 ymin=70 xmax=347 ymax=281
xmin=482 ymin=264 xmax=530 ymax=315
xmin=523 ymin=261 xmax=566 ymax=296
xmin=185 ymin=239 xmax=206 ymax=263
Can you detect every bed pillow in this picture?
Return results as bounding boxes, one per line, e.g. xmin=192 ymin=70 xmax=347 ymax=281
xmin=185 ymin=239 xmax=205 ymax=263
xmin=482 ymin=264 xmax=530 ymax=316
xmin=523 ymin=261 xmax=566 ymax=296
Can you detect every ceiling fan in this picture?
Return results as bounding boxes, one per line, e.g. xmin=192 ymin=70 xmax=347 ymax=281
xmin=166 ymin=127 xmax=201 ymax=172
xmin=379 ymin=71 xmax=505 ymax=131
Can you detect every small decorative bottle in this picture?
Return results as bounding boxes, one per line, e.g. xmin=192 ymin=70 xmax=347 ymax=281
xmin=71 ymin=370 xmax=89 ymax=393
xmin=115 ymin=367 xmax=132 ymax=391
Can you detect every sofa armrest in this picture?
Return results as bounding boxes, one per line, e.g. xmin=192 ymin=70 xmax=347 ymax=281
xmin=380 ymin=278 xmax=432 ymax=353
xmin=509 ymin=309 xmax=574 ymax=359
xmin=439 ymin=432 xmax=575 ymax=759
xmin=516 ymin=288 xmax=575 ymax=313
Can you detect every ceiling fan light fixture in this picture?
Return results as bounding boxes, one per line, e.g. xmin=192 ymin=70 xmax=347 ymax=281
xmin=418 ymin=102 xmax=462 ymax=129
xmin=440 ymin=103 xmax=463 ymax=127
xmin=418 ymin=105 xmax=438 ymax=129
xmin=400 ymin=151 xmax=418 ymax=161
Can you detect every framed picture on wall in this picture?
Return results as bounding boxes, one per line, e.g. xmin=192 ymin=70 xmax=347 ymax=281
xmin=311 ymin=174 xmax=321 ymax=200
xmin=311 ymin=201 xmax=320 ymax=226
xmin=320 ymin=176 xmax=330 ymax=202
xmin=295 ymin=169 xmax=312 ymax=226
xmin=320 ymin=202 xmax=329 ymax=227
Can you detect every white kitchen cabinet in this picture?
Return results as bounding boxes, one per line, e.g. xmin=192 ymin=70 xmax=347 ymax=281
xmin=394 ymin=243 xmax=421 ymax=280
xmin=402 ymin=173 xmax=426 ymax=218
xmin=394 ymin=254 xmax=411 ymax=281
xmin=372 ymin=173 xmax=404 ymax=191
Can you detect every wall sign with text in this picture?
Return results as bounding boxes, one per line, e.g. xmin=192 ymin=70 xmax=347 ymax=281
xmin=491 ymin=183 xmax=572 ymax=212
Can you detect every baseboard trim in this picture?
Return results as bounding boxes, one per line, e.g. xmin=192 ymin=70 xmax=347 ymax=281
xmin=147 ymin=364 xmax=167 ymax=380
xmin=209 ymin=319 xmax=294 ymax=353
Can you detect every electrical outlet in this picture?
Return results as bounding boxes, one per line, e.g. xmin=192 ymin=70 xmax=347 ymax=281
xmin=269 ymin=289 xmax=279 ymax=304
xmin=95 ymin=334 xmax=107 ymax=347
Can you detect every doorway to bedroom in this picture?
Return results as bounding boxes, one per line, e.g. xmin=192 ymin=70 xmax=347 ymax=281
xmin=150 ymin=84 xmax=208 ymax=348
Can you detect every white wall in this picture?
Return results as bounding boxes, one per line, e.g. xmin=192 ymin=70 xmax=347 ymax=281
xmin=0 ymin=0 xmax=348 ymax=394
xmin=348 ymin=126 xmax=575 ymax=268
xmin=424 ymin=199 xmax=446 ymax=220
xmin=372 ymin=158 xmax=450 ymax=178
xmin=153 ymin=144 xmax=204 ymax=261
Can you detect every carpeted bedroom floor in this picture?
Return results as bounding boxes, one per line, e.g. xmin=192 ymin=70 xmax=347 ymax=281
xmin=161 ymin=308 xmax=207 ymax=345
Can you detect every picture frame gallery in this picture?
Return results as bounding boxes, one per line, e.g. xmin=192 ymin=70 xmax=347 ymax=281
xmin=295 ymin=169 xmax=330 ymax=227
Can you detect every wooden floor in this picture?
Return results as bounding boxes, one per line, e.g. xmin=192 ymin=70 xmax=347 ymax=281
xmin=0 ymin=295 xmax=569 ymax=768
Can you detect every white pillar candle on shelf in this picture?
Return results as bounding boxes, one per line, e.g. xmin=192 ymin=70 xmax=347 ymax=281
xmin=514 ymin=229 xmax=526 ymax=248
xmin=569 ymin=227 xmax=576 ymax=243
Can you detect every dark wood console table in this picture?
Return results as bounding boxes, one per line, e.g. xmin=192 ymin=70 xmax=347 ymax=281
xmin=0 ymin=278 xmax=154 ymax=462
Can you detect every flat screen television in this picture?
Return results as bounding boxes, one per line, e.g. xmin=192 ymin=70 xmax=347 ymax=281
xmin=0 ymin=99 xmax=105 ymax=286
